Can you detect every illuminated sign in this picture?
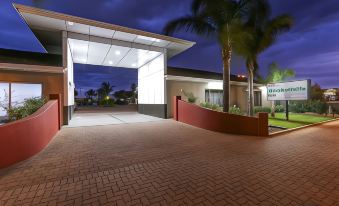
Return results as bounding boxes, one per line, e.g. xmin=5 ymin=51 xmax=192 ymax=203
xmin=267 ymin=80 xmax=311 ymax=101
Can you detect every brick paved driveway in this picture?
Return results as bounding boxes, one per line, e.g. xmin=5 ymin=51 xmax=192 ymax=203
xmin=0 ymin=120 xmax=339 ymax=205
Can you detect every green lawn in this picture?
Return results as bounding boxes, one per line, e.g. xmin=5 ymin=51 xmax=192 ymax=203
xmin=269 ymin=113 xmax=335 ymax=129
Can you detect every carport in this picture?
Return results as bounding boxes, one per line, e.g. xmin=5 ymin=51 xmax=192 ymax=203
xmin=14 ymin=4 xmax=195 ymax=124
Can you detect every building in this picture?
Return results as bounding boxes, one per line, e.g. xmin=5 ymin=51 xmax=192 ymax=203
xmin=0 ymin=4 xmax=269 ymax=125
xmin=324 ymin=88 xmax=339 ymax=101
xmin=166 ymin=67 xmax=270 ymax=117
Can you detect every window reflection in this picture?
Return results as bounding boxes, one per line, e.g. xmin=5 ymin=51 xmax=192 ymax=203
xmin=11 ymin=83 xmax=42 ymax=107
xmin=0 ymin=82 xmax=42 ymax=119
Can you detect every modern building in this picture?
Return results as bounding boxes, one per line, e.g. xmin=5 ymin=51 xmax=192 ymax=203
xmin=0 ymin=4 xmax=269 ymax=125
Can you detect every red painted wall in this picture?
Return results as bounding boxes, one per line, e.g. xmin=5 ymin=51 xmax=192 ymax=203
xmin=0 ymin=100 xmax=60 ymax=169
xmin=174 ymin=96 xmax=268 ymax=136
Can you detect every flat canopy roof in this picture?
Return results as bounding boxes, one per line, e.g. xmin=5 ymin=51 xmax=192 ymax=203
xmin=13 ymin=4 xmax=195 ymax=61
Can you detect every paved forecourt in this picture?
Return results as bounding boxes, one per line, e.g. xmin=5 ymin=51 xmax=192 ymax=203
xmin=0 ymin=119 xmax=339 ymax=205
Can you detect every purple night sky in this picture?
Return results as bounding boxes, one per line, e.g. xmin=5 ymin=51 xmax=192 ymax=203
xmin=0 ymin=0 xmax=338 ymax=93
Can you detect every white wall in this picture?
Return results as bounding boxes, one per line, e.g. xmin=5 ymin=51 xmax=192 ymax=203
xmin=138 ymin=54 xmax=165 ymax=104
xmin=67 ymin=41 xmax=75 ymax=106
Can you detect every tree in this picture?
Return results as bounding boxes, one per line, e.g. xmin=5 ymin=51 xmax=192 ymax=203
xmin=163 ymin=0 xmax=255 ymax=112
xmin=74 ymin=89 xmax=78 ymax=97
xmin=311 ymin=83 xmax=324 ymax=101
xmin=232 ymin=0 xmax=293 ymax=116
xmin=85 ymin=89 xmax=97 ymax=100
xmin=262 ymin=62 xmax=295 ymax=117
xmin=97 ymin=82 xmax=114 ymax=100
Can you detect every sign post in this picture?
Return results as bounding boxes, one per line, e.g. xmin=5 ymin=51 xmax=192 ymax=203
xmin=286 ymin=100 xmax=289 ymax=120
xmin=267 ymin=80 xmax=311 ymax=121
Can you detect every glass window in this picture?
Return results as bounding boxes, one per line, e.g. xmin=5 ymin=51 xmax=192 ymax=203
xmin=11 ymin=83 xmax=42 ymax=107
xmin=205 ymin=90 xmax=223 ymax=106
xmin=0 ymin=83 xmax=10 ymax=117
xmin=254 ymin=91 xmax=262 ymax=106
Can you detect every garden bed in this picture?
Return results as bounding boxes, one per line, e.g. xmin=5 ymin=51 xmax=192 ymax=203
xmin=269 ymin=113 xmax=336 ymax=129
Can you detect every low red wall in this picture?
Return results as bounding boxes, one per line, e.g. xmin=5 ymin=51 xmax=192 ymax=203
xmin=173 ymin=96 xmax=268 ymax=136
xmin=0 ymin=100 xmax=60 ymax=169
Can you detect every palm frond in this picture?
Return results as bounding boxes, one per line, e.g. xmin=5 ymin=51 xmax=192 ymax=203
xmin=163 ymin=15 xmax=216 ymax=36
xmin=259 ymin=14 xmax=294 ymax=51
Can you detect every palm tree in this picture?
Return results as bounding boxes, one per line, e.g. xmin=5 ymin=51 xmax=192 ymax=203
xmin=232 ymin=0 xmax=293 ymax=116
xmin=97 ymin=82 xmax=114 ymax=100
xmin=163 ymin=0 xmax=254 ymax=112
xmin=262 ymin=62 xmax=295 ymax=117
xmin=85 ymin=89 xmax=97 ymax=100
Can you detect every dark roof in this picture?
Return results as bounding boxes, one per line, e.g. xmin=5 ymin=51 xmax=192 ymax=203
xmin=0 ymin=48 xmax=62 ymax=67
xmin=167 ymin=66 xmax=248 ymax=82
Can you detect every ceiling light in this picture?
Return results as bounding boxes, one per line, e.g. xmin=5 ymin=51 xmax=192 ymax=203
xmin=108 ymin=60 xmax=113 ymax=65
xmin=68 ymin=21 xmax=74 ymax=26
xmin=115 ymin=50 xmax=121 ymax=55
xmin=155 ymin=39 xmax=161 ymax=43
xmin=132 ymin=63 xmax=137 ymax=67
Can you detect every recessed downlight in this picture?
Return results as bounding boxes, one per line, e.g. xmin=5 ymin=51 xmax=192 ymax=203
xmin=131 ymin=63 xmax=137 ymax=67
xmin=68 ymin=21 xmax=74 ymax=26
xmin=115 ymin=50 xmax=121 ymax=55
xmin=108 ymin=60 xmax=113 ymax=65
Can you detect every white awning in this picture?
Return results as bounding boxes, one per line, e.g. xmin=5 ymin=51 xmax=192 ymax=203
xmin=13 ymin=4 xmax=195 ymax=68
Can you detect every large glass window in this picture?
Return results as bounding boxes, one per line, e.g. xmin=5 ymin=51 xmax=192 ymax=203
xmin=254 ymin=91 xmax=262 ymax=106
xmin=11 ymin=83 xmax=42 ymax=107
xmin=0 ymin=82 xmax=42 ymax=119
xmin=205 ymin=90 xmax=223 ymax=106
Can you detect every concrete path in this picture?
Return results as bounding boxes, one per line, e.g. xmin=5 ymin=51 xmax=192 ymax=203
xmin=0 ymin=120 xmax=339 ymax=205
xmin=67 ymin=112 xmax=163 ymax=127
xmin=68 ymin=106 xmax=163 ymax=127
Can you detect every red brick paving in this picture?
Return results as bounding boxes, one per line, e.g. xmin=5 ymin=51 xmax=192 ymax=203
xmin=0 ymin=120 xmax=339 ymax=205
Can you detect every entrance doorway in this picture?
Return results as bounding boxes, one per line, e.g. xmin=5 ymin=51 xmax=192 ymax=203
xmin=65 ymin=36 xmax=167 ymax=124
xmin=69 ymin=63 xmax=164 ymax=127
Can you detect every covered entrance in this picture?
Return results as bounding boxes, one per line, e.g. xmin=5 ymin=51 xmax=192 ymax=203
xmin=14 ymin=4 xmax=195 ymax=125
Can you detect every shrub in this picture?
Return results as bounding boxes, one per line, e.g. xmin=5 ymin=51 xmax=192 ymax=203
xmin=7 ymin=97 xmax=46 ymax=121
xmin=115 ymin=99 xmax=128 ymax=105
xmin=98 ymin=98 xmax=115 ymax=107
xmin=289 ymin=100 xmax=328 ymax=114
xmin=289 ymin=101 xmax=306 ymax=113
xmin=183 ymin=90 xmax=197 ymax=103
xmin=309 ymin=100 xmax=327 ymax=114
xmin=275 ymin=105 xmax=285 ymax=113
xmin=228 ymin=105 xmax=243 ymax=115
xmin=200 ymin=102 xmax=222 ymax=112
xmin=254 ymin=106 xmax=271 ymax=114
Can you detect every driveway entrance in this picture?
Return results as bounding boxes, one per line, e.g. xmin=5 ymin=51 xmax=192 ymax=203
xmin=67 ymin=105 xmax=163 ymax=127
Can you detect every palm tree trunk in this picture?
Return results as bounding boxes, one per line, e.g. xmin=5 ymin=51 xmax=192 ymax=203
xmin=271 ymin=101 xmax=276 ymax=117
xmin=222 ymin=43 xmax=231 ymax=112
xmin=247 ymin=65 xmax=255 ymax=116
